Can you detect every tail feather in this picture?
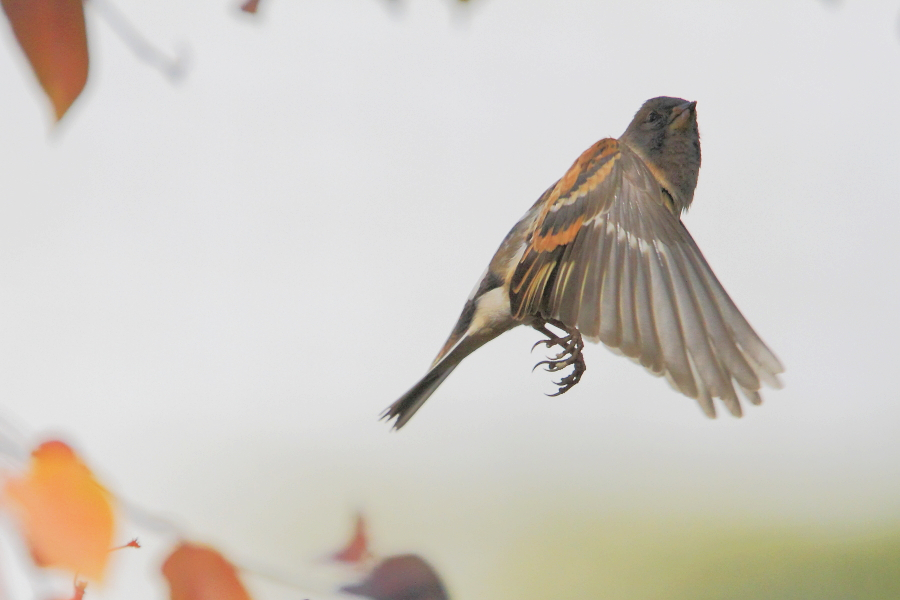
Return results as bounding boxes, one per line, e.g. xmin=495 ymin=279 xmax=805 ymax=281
xmin=384 ymin=281 xmax=517 ymax=430
xmin=382 ymin=362 xmax=459 ymax=429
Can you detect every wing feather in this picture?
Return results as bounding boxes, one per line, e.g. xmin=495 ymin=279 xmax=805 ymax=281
xmin=598 ymin=219 xmax=623 ymax=348
xmin=510 ymin=141 xmax=782 ymax=416
xmin=632 ymin=234 xmax=664 ymax=374
xmin=617 ymin=228 xmax=640 ymax=358
xmin=577 ymin=214 xmax=606 ymax=339
xmin=674 ymin=242 xmax=759 ymax=391
xmin=647 ymin=240 xmax=697 ymax=399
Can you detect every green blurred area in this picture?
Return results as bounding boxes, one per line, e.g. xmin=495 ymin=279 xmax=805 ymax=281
xmin=499 ymin=516 xmax=900 ymax=599
xmin=180 ymin=440 xmax=900 ymax=600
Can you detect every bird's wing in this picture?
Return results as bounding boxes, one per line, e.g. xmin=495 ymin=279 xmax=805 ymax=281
xmin=509 ymin=140 xmax=783 ymax=417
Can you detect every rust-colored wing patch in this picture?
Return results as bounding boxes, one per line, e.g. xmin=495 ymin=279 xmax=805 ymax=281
xmin=531 ymin=138 xmax=620 ymax=253
xmin=511 ymin=138 xmax=621 ymax=319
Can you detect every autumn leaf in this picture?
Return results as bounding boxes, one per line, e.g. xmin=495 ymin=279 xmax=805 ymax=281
xmin=111 ymin=538 xmax=141 ymax=551
xmin=332 ymin=513 xmax=371 ymax=565
xmin=341 ymin=554 xmax=448 ymax=600
xmin=2 ymin=440 xmax=115 ymax=581
xmin=0 ymin=0 xmax=89 ymax=120
xmin=163 ymin=542 xmax=253 ymax=600
xmin=240 ymin=0 xmax=260 ymax=14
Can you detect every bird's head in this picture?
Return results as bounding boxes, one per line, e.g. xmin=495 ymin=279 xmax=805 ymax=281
xmin=620 ymin=96 xmax=701 ymax=214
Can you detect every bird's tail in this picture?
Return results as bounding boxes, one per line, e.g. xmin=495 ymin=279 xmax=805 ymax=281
xmin=383 ymin=284 xmax=517 ymax=429
xmin=382 ymin=360 xmax=460 ymax=430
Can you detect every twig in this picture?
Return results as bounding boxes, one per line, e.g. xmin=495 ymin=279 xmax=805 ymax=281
xmin=88 ymin=0 xmax=189 ymax=81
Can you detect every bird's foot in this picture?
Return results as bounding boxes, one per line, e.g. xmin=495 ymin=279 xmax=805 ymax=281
xmin=531 ymin=319 xmax=586 ymax=396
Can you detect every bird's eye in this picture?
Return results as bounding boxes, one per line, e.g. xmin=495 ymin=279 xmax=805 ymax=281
xmin=646 ymin=111 xmax=661 ymax=123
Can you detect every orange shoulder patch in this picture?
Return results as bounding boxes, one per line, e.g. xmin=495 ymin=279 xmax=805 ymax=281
xmin=556 ymin=138 xmax=620 ymax=201
xmin=531 ymin=215 xmax=584 ymax=252
xmin=531 ymin=138 xmax=620 ymax=253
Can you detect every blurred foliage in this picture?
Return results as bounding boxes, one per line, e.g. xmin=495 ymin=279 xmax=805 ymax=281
xmin=163 ymin=543 xmax=254 ymax=600
xmin=2 ymin=440 xmax=114 ymax=582
xmin=0 ymin=0 xmax=88 ymax=120
xmin=2 ymin=2 xmax=898 ymax=599
xmin=502 ymin=516 xmax=900 ymax=599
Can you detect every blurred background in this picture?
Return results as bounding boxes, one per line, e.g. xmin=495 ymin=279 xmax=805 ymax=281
xmin=1 ymin=1 xmax=899 ymax=598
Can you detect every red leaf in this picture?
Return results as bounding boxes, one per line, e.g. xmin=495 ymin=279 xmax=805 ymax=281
xmin=2 ymin=440 xmax=115 ymax=581
xmin=162 ymin=543 xmax=253 ymax=600
xmin=111 ymin=538 xmax=141 ymax=551
xmin=332 ymin=513 xmax=371 ymax=564
xmin=1 ymin=0 xmax=89 ymax=120
xmin=240 ymin=0 xmax=260 ymax=14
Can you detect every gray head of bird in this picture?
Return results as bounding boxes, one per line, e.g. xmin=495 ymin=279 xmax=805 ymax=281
xmin=620 ymin=96 xmax=701 ymax=215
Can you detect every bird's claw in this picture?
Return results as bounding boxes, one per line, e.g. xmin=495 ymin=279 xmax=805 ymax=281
xmin=531 ymin=319 xmax=586 ymax=395
xmin=546 ymin=362 xmax=585 ymax=396
xmin=531 ymin=338 xmax=556 ymax=352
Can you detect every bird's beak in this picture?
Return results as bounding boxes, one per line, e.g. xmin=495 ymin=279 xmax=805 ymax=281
xmin=669 ymin=100 xmax=697 ymax=129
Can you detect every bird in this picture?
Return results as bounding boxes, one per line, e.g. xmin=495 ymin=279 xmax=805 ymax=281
xmin=382 ymin=97 xmax=783 ymax=429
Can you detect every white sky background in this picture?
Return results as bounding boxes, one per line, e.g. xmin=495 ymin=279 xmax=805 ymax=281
xmin=1 ymin=1 xmax=900 ymax=598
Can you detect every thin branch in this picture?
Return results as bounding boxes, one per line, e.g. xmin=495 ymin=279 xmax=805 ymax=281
xmin=89 ymin=0 xmax=189 ymax=81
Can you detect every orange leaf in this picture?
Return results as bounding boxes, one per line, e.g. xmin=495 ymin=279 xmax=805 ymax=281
xmin=0 ymin=0 xmax=89 ymax=120
xmin=332 ymin=513 xmax=371 ymax=564
xmin=240 ymin=0 xmax=260 ymax=14
xmin=163 ymin=543 xmax=253 ymax=600
xmin=3 ymin=440 xmax=114 ymax=581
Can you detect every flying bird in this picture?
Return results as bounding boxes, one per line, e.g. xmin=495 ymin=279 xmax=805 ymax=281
xmin=383 ymin=97 xmax=783 ymax=429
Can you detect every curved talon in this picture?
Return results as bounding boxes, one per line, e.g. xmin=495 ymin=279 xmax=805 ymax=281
xmin=534 ymin=357 xmax=577 ymax=373
xmin=546 ymin=367 xmax=584 ymax=396
xmin=532 ymin=338 xmax=560 ymax=352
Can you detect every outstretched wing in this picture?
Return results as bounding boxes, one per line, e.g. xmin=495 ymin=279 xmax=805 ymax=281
xmin=510 ymin=140 xmax=783 ymax=417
